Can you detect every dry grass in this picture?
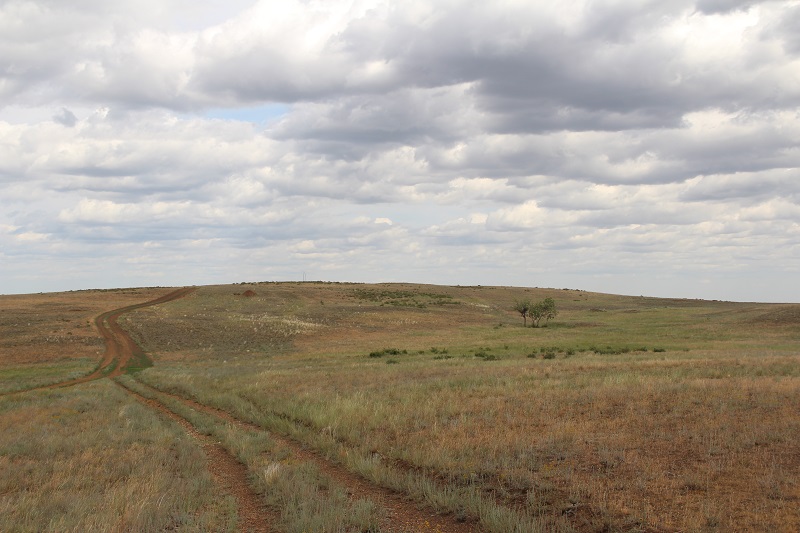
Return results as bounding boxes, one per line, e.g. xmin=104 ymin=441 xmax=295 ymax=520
xmin=125 ymin=283 xmax=800 ymax=532
xmin=117 ymin=374 xmax=385 ymax=533
xmin=0 ymin=380 xmax=236 ymax=532
xmin=0 ymin=358 xmax=97 ymax=393
xmin=2 ymin=282 xmax=799 ymax=532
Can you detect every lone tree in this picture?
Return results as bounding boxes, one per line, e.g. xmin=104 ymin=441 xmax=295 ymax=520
xmin=514 ymin=299 xmax=532 ymax=326
xmin=529 ymin=297 xmax=557 ymax=327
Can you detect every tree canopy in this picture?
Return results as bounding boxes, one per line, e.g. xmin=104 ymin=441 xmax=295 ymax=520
xmin=515 ymin=297 xmax=557 ymax=327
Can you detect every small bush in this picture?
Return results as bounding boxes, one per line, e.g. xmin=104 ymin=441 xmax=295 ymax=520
xmin=653 ymin=347 xmax=666 ymax=353
xmin=475 ymin=349 xmax=498 ymax=361
xmin=592 ymin=346 xmax=634 ymax=355
xmin=369 ymin=348 xmax=404 ymax=358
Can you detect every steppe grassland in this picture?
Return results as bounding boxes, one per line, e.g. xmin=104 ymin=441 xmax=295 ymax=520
xmin=127 ymin=283 xmax=800 ymax=532
xmin=0 ymin=379 xmax=237 ymax=532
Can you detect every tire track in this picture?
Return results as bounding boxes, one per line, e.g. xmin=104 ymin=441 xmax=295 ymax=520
xmin=4 ymin=288 xmax=276 ymax=532
xmin=116 ymin=380 xmax=274 ymax=533
xmin=131 ymin=379 xmax=480 ymax=533
xmin=1 ymin=287 xmax=196 ymax=396
xmin=81 ymin=287 xmax=198 ymax=381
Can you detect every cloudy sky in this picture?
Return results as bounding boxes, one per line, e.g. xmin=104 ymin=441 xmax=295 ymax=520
xmin=1 ymin=0 xmax=799 ymax=301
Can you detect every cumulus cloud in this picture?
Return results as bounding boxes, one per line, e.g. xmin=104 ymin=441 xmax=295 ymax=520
xmin=0 ymin=0 xmax=798 ymax=301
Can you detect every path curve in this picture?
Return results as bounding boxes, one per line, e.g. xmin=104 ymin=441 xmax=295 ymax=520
xmin=56 ymin=287 xmax=197 ymax=387
xmin=1 ymin=287 xmax=196 ymax=396
xmin=4 ymin=287 xmax=276 ymax=532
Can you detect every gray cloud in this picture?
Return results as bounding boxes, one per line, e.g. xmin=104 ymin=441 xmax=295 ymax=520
xmin=695 ymin=0 xmax=754 ymax=14
xmin=52 ymin=107 xmax=77 ymax=127
xmin=1 ymin=0 xmax=799 ymax=301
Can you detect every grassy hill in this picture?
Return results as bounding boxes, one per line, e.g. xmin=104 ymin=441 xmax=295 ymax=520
xmin=1 ymin=282 xmax=798 ymax=531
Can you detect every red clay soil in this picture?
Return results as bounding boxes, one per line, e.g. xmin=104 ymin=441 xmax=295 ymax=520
xmin=116 ymin=381 xmax=274 ymax=533
xmin=133 ymin=380 xmax=480 ymax=533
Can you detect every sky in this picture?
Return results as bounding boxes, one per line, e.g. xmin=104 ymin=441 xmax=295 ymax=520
xmin=1 ymin=0 xmax=799 ymax=302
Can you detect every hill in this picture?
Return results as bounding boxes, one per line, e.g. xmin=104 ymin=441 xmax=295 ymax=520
xmin=1 ymin=282 xmax=798 ymax=532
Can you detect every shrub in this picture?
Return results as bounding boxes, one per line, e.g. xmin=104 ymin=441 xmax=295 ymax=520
xmin=529 ymin=298 xmax=558 ymax=327
xmin=369 ymin=348 xmax=404 ymax=358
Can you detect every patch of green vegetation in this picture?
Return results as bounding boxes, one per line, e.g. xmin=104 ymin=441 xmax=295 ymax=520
xmin=474 ymin=348 xmax=499 ymax=361
xmin=587 ymin=345 xmax=666 ymax=355
xmin=351 ymin=288 xmax=458 ymax=308
xmin=0 ymin=359 xmax=97 ymax=393
xmin=368 ymin=348 xmax=406 ymax=358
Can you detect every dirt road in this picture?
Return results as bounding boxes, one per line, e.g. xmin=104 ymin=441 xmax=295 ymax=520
xmin=53 ymin=287 xmax=197 ymax=387
xmin=6 ymin=286 xmax=480 ymax=532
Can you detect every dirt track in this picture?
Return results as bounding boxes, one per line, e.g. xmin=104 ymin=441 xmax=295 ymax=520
xmin=106 ymin=289 xmax=480 ymax=532
xmin=76 ymin=287 xmax=197 ymax=383
xmin=116 ymin=380 xmax=274 ymax=533
xmin=131 ymin=379 xmax=478 ymax=533
xmin=8 ymin=287 xmax=481 ymax=532
xmin=0 ymin=287 xmax=196 ymax=395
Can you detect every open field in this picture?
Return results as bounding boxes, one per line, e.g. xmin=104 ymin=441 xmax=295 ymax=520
xmin=1 ymin=282 xmax=798 ymax=532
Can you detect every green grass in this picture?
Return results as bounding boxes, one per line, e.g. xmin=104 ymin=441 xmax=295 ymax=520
xmin=0 ymin=358 xmax=97 ymax=393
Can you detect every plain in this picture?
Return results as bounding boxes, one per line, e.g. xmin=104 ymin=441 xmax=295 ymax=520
xmin=1 ymin=282 xmax=798 ymax=532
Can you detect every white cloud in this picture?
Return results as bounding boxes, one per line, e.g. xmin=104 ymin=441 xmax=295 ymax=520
xmin=0 ymin=0 xmax=798 ymax=301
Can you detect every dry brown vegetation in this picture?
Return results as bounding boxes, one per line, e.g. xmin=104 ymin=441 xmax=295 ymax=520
xmin=0 ymin=379 xmax=237 ymax=531
xmin=1 ymin=282 xmax=798 ymax=532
